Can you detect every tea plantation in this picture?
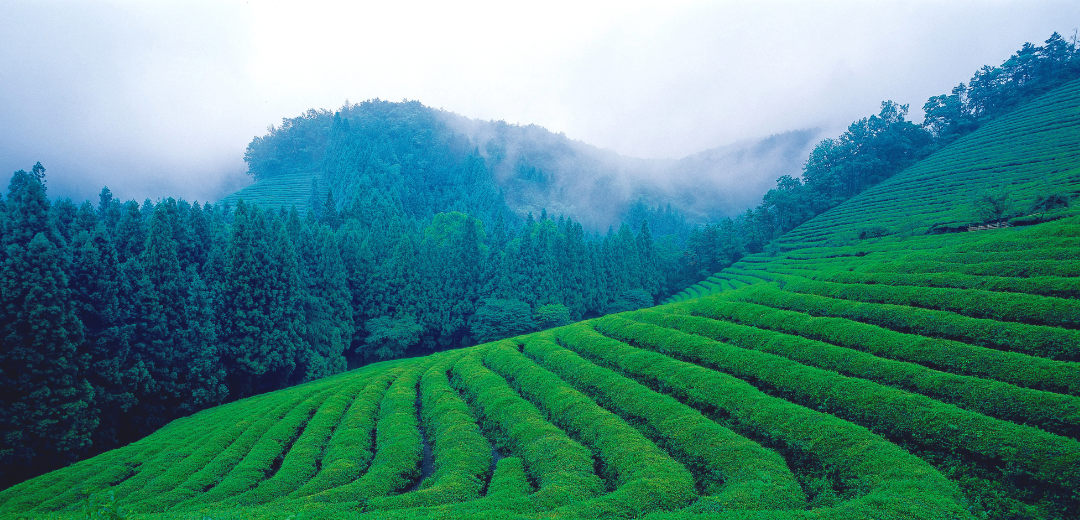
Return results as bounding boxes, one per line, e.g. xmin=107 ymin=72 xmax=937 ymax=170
xmin=4 ymin=76 xmax=1080 ymax=520
xmin=218 ymin=171 xmax=325 ymax=213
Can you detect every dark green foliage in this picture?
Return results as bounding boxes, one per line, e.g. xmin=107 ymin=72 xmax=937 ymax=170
xmin=972 ymin=188 xmax=1016 ymax=224
xmin=69 ymin=226 xmax=135 ymax=451
xmin=2 ymin=30 xmax=1080 ymax=520
xmin=363 ymin=314 xmax=423 ymax=360
xmin=469 ymin=299 xmax=534 ymax=344
xmin=0 ymin=232 xmax=95 ymax=488
xmin=534 ymin=303 xmax=570 ymax=330
xmin=218 ymin=200 xmax=304 ymax=397
xmin=0 ymin=170 xmax=95 ymax=489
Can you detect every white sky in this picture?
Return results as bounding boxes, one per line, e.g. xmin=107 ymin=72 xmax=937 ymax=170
xmin=1 ymin=0 xmax=1078 ymax=203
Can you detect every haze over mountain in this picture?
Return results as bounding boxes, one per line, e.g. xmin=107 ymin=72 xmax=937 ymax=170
xmin=443 ymin=112 xmax=823 ymax=227
xmin=2 ymin=1 xmax=1077 ymax=204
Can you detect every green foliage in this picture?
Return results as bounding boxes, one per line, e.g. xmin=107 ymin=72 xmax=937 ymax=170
xmin=81 ymin=488 xmax=126 ymax=520
xmin=554 ymin=323 xmax=970 ymax=519
xmin=483 ymin=342 xmax=697 ymax=517
xmin=972 ymin=188 xmax=1015 ymax=224
xmin=522 ymin=334 xmax=806 ymax=510
xmin=534 ymin=303 xmax=570 ymax=330
xmin=0 ymin=170 xmax=95 ymax=488
xmin=469 ymin=299 xmax=535 ymax=343
xmin=450 ymin=344 xmax=604 ymax=510
xmin=367 ymin=352 xmax=490 ymax=511
xmin=595 ymin=314 xmax=1080 ymax=493
xmin=363 ymin=315 xmax=423 ymax=360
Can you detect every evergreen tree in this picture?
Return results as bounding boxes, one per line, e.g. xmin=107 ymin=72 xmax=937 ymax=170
xmin=219 ymin=202 xmax=303 ymax=397
xmin=97 ymin=187 xmax=122 ymax=235
xmin=113 ymin=201 xmax=146 ymax=264
xmin=0 ymin=169 xmax=94 ymax=487
xmin=73 ymin=201 xmax=98 ymax=236
xmin=69 ymin=226 xmax=134 ymax=451
xmin=51 ymin=198 xmax=78 ymax=244
xmin=297 ymin=224 xmax=351 ymax=380
xmin=320 ymin=190 xmax=340 ymax=230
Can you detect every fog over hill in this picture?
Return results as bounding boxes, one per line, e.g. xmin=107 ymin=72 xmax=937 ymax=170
xmin=442 ymin=111 xmax=822 ymax=228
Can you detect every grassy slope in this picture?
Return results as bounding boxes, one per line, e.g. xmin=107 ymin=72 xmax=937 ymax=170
xmin=4 ymin=84 xmax=1080 ymax=520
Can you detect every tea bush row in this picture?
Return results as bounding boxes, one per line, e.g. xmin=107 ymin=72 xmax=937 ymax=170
xmin=367 ymin=351 xmax=492 ymax=510
xmin=634 ymin=307 xmax=1080 ymax=439
xmin=304 ymin=360 xmax=429 ymax=505
xmin=483 ymin=341 xmax=698 ymax=518
xmin=552 ymin=323 xmax=970 ymax=519
xmin=678 ymin=297 xmax=1080 ymax=395
xmin=593 ymin=315 xmax=1080 ymax=491
xmin=521 ymin=333 xmax=807 ymax=511
xmin=449 ymin=343 xmax=604 ymax=509
xmin=730 ymin=284 xmax=1080 ymax=361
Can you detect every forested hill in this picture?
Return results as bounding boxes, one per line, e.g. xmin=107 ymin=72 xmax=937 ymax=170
xmin=234 ymin=99 xmax=820 ymax=230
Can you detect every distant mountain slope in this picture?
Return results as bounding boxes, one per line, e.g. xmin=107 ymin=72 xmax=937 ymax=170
xmin=230 ymin=100 xmax=820 ymax=230
xmin=5 ymin=74 xmax=1080 ymax=520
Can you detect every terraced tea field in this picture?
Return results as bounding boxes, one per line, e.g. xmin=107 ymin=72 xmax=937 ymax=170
xmin=218 ymin=171 xmax=325 ymax=213
xmin=779 ymin=77 xmax=1080 ymax=249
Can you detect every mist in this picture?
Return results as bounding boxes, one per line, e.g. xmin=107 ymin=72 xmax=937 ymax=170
xmin=2 ymin=0 xmax=1078 ymax=205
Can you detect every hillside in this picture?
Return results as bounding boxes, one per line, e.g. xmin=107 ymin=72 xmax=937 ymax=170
xmin=4 ymin=61 xmax=1080 ymax=520
xmin=231 ymin=100 xmax=819 ymax=229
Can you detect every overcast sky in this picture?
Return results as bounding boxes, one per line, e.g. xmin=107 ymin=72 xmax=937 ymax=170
xmin=2 ymin=0 xmax=1078 ymax=203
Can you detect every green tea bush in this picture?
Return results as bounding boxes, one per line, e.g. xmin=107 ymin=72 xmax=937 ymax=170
xmin=449 ymin=343 xmax=603 ymax=510
xmin=774 ymin=275 xmax=1080 ymax=328
xmin=367 ymin=351 xmax=492 ymax=510
xmin=632 ymin=308 xmax=1080 ymax=438
xmin=305 ymin=360 xmax=430 ymax=505
xmin=483 ymin=342 xmax=697 ymax=517
xmin=288 ymin=367 xmax=401 ymax=498
xmin=484 ymin=457 xmax=532 ymax=499
xmin=553 ymin=323 xmax=970 ymax=519
xmin=679 ymin=298 xmax=1080 ymax=395
xmin=219 ymin=374 xmax=371 ymax=506
xmin=594 ymin=315 xmax=1080 ymax=491
xmin=731 ymin=284 xmax=1080 ymax=360
xmin=521 ymin=334 xmax=807 ymax=511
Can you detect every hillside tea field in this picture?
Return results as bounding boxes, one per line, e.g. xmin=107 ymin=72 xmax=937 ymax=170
xmin=0 ymin=214 xmax=1076 ymax=519
xmin=219 ymin=171 xmax=326 ymax=213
